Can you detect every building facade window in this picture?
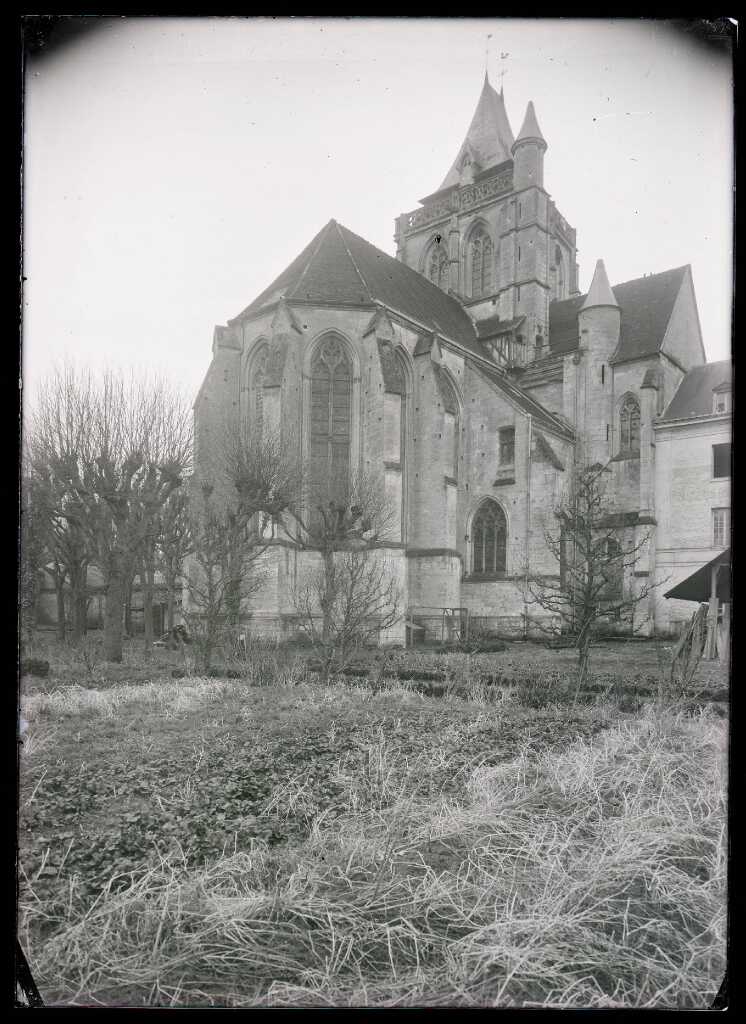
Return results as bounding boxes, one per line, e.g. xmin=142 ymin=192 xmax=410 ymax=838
xmin=713 ymin=442 xmax=731 ymax=479
xmin=713 ymin=388 xmax=731 ymax=414
xmin=713 ymin=508 xmax=730 ymax=548
xmin=469 ymin=229 xmax=493 ymax=298
xmin=426 ymin=239 xmax=450 ymax=292
xmin=619 ymin=395 xmax=640 ymax=455
xmin=471 ymin=500 xmax=507 ymax=576
xmin=499 ymin=426 xmax=515 ymax=465
xmin=309 ymin=336 xmax=352 ymax=512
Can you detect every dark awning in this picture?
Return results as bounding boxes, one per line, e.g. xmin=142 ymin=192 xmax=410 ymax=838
xmin=664 ymin=548 xmax=731 ymax=603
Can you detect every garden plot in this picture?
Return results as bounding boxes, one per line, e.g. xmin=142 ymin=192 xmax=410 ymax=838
xmin=18 ymin=659 xmax=727 ymax=1008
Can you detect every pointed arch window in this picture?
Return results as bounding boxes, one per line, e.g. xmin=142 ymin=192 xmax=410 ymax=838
xmin=469 ymin=229 xmax=493 ymax=298
xmin=426 ymin=239 xmax=450 ymax=292
xmin=310 ymin=336 xmax=352 ymax=513
xmin=619 ymin=395 xmax=640 ymax=455
xmin=471 ymin=500 xmax=507 ymax=576
xmin=249 ymin=345 xmax=269 ymax=438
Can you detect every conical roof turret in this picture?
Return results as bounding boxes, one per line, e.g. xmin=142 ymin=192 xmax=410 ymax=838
xmin=512 ymin=100 xmax=546 ymax=151
xmin=436 ymin=75 xmax=515 ymax=192
xmin=580 ymin=259 xmax=619 ymax=311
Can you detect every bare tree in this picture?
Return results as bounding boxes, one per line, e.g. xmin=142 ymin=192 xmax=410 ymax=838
xmin=289 ymin=474 xmax=402 ymax=682
xmin=28 ymin=366 xmax=191 ymax=662
xmin=157 ymin=487 xmax=193 ymax=635
xmin=23 ymin=442 xmax=91 ymax=643
xmin=525 ymin=461 xmax=658 ymax=691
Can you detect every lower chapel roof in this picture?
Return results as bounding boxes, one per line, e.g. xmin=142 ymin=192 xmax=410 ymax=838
xmin=660 ymin=359 xmax=732 ymax=422
xmin=549 ymin=265 xmax=690 ymax=363
xmin=228 ymin=220 xmax=710 ymax=441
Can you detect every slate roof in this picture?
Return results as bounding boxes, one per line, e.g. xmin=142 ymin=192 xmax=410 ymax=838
xmin=230 ymin=219 xmax=487 ymax=358
xmin=437 ymin=74 xmax=515 ymax=192
xmin=660 ymin=359 xmax=732 ymax=421
xmin=476 ymin=315 xmax=525 ymax=340
xmin=549 ymin=266 xmax=689 ymax=362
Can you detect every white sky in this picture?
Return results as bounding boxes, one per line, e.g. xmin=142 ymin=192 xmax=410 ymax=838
xmin=23 ymin=17 xmax=733 ymax=405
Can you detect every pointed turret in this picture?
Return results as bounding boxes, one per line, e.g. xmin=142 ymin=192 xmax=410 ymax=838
xmin=581 ymin=259 xmax=619 ymax=310
xmin=513 ymin=100 xmax=546 ymax=149
xmin=577 ymin=260 xmax=621 ymax=464
xmin=511 ymin=100 xmax=547 ymax=190
xmin=436 ymin=76 xmax=515 ymax=192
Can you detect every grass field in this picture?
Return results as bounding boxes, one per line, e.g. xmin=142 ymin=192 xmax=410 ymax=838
xmin=18 ymin=637 xmax=728 ymax=1007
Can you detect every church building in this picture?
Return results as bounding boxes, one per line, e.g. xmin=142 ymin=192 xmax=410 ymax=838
xmin=193 ymin=74 xmax=728 ymax=642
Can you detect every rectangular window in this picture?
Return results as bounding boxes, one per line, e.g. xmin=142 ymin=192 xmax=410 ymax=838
xmin=516 ymin=285 xmax=521 ymax=302
xmin=518 ymin=246 xmax=521 ymax=262
xmin=713 ymin=391 xmax=730 ymax=414
xmin=713 ymin=508 xmax=729 ymax=548
xmin=499 ymin=426 xmax=515 ymax=466
xmin=713 ymin=443 xmax=731 ymax=479
xmin=601 ymin=364 xmax=605 ymax=385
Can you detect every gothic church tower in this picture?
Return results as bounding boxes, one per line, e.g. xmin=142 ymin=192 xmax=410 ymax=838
xmin=395 ymin=75 xmax=579 ymax=366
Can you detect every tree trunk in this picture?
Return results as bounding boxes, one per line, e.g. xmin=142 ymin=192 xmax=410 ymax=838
xmin=166 ymin=574 xmax=176 ymax=633
xmin=54 ymin=576 xmax=66 ymax=644
xmin=69 ymin=566 xmax=88 ymax=641
xmin=104 ymin=565 xmax=125 ymax=662
xmin=575 ymin=627 xmax=591 ymax=703
xmin=320 ymin=547 xmax=335 ymax=684
xmin=143 ymin=563 xmax=155 ymax=651
xmin=123 ymin=571 xmax=134 ymax=637
xmin=73 ymin=594 xmax=89 ymax=640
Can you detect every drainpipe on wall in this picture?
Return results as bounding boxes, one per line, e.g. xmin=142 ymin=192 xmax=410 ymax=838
xmin=524 ymin=412 xmax=533 ymax=639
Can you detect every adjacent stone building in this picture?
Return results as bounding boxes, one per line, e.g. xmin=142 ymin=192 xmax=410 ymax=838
xmin=193 ymin=75 xmax=731 ymax=642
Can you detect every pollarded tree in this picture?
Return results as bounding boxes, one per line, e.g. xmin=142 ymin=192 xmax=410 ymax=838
xmin=28 ymin=366 xmax=192 ymax=662
xmin=157 ymin=487 xmax=193 ymax=636
xmin=525 ymin=461 xmax=659 ymax=690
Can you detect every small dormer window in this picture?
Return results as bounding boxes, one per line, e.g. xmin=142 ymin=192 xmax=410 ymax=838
xmin=713 ymin=388 xmax=731 ymax=414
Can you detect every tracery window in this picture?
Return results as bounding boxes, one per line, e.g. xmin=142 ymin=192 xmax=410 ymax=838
xmin=619 ymin=395 xmax=640 ymax=455
xmin=309 ymin=336 xmax=352 ymax=512
xmin=471 ymin=500 xmax=507 ymax=576
xmin=469 ymin=229 xmax=494 ymax=298
xmin=426 ymin=239 xmax=450 ymax=292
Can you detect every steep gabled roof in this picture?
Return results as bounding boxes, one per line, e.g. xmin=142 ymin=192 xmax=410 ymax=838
xmin=660 ymin=360 xmax=732 ymax=421
xmin=549 ymin=266 xmax=689 ymax=362
xmin=230 ymin=219 xmax=486 ymax=358
xmin=437 ymin=74 xmax=515 ymax=192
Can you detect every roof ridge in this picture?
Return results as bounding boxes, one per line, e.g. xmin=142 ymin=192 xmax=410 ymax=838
xmin=288 ymin=219 xmax=337 ymax=301
xmin=611 ymin=264 xmax=689 ymax=291
xmin=335 ymin=222 xmax=375 ymax=305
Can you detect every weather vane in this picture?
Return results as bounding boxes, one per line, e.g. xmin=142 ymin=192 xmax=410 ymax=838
xmin=485 ymin=33 xmax=492 ymax=77
xmin=498 ymin=50 xmax=510 ymax=92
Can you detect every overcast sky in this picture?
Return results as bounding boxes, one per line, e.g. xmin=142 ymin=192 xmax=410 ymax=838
xmin=23 ymin=17 xmax=733 ymax=404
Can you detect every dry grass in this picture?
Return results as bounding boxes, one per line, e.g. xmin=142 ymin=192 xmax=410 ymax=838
xmin=19 ymin=699 xmax=726 ymax=1008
